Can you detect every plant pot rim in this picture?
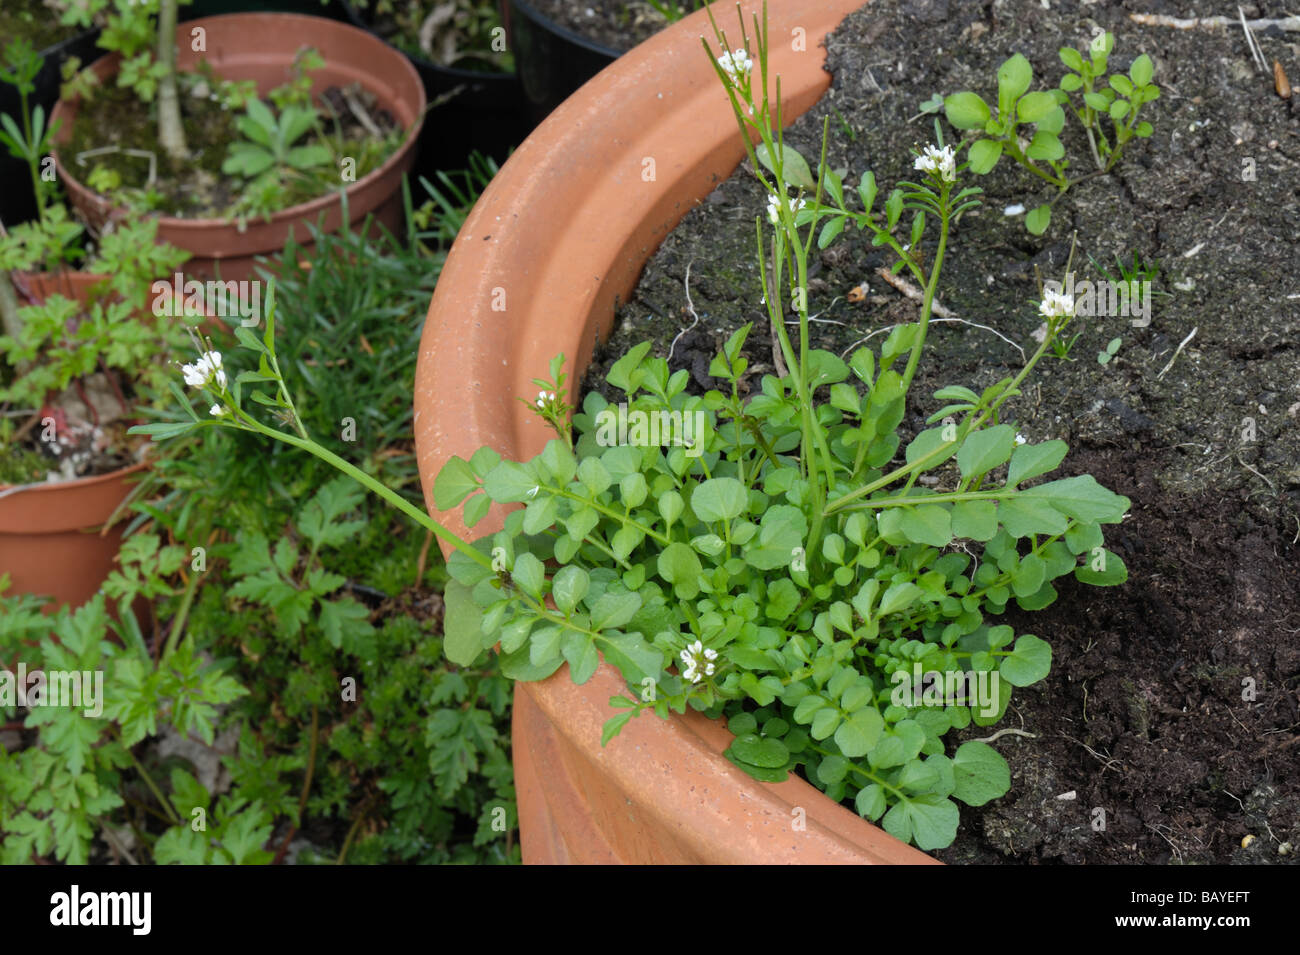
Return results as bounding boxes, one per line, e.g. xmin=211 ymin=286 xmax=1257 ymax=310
xmin=0 ymin=458 xmax=149 ymax=499
xmin=48 ymin=11 xmax=426 ymax=234
xmin=508 ymin=0 xmax=623 ymax=60
xmin=339 ymin=0 xmax=519 ymax=82
xmin=414 ymin=0 xmax=935 ymax=863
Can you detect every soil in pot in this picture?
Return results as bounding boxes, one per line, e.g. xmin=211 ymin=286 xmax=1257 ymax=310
xmin=60 ymin=65 xmax=403 ymax=221
xmin=582 ymin=0 xmax=1300 ymax=863
xmin=525 ymin=0 xmax=677 ymax=52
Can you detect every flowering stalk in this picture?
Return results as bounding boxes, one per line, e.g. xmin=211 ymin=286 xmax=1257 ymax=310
xmin=132 ymin=292 xmax=495 ymax=573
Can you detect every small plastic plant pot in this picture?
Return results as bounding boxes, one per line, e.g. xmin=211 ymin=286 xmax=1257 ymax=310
xmin=502 ymin=0 xmax=620 ymax=123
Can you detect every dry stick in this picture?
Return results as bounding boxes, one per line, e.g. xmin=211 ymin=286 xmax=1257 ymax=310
xmin=1156 ymin=326 xmax=1198 ymax=380
xmin=970 ymin=728 xmax=1038 ymax=744
xmin=667 ymin=260 xmax=701 ymax=362
xmin=1237 ymin=455 xmax=1276 ymax=490
xmin=343 ymin=87 xmax=383 ymax=139
xmin=875 ymin=266 xmax=957 ymax=318
xmin=1130 ymin=13 xmax=1300 ymax=31
xmin=1240 ymin=6 xmax=1269 ymax=72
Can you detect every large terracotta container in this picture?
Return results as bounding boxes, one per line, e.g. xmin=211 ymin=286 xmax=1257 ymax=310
xmin=0 ymin=273 xmax=147 ymax=608
xmin=414 ymin=0 xmax=937 ymax=863
xmin=50 ymin=13 xmax=425 ymax=281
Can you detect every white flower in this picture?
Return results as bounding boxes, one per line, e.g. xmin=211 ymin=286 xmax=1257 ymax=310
xmin=679 ymin=640 xmax=716 ymax=684
xmin=535 ymin=390 xmax=555 ymax=408
xmin=717 ymin=47 xmax=753 ymax=81
xmin=913 ymin=143 xmax=956 ymax=183
xmin=210 ymin=404 xmax=225 ymax=417
xmin=1014 ymin=433 xmax=1027 ymax=445
xmin=181 ymin=350 xmax=226 ymax=391
xmin=1039 ymin=289 xmax=1075 ymax=319
xmin=766 ymin=192 xmax=806 ymax=225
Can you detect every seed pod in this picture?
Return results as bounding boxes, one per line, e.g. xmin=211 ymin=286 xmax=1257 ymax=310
xmin=1275 ymin=60 xmax=1291 ymax=100
xmin=846 ymin=283 xmax=868 ymax=303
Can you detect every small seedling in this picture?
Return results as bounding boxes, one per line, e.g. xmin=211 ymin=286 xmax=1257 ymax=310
xmin=943 ymin=33 xmax=1160 ymax=235
xmin=1097 ymin=336 xmax=1122 ymax=365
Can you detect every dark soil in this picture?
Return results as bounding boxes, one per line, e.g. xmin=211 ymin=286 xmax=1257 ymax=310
xmin=526 ymin=0 xmax=677 ymax=52
xmin=584 ymin=0 xmax=1300 ymax=863
xmin=0 ymin=0 xmax=77 ymax=52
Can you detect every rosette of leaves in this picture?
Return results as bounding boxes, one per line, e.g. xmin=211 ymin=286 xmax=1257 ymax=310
xmin=434 ymin=329 xmax=1130 ymax=850
xmin=944 ymin=36 xmax=1158 ymax=235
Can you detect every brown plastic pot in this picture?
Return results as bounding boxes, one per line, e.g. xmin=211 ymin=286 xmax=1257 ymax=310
xmin=0 ymin=273 xmax=148 ymax=609
xmin=414 ymin=0 xmax=938 ymax=864
xmin=50 ymin=13 xmax=425 ymax=282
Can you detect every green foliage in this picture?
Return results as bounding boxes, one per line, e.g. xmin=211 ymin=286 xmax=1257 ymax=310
xmin=943 ymin=34 xmax=1160 ymax=234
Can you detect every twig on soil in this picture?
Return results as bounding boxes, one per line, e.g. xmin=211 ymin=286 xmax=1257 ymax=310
xmin=100 ymin=825 xmax=138 ymax=865
xmin=1129 ymin=12 xmax=1300 ymax=32
xmin=875 ymin=267 xmax=958 ymax=318
xmin=1156 ymin=326 xmax=1197 ymax=380
xmin=970 ymin=728 xmax=1038 ymax=744
xmin=1061 ymin=734 xmax=1125 ymax=775
xmin=667 ymin=260 xmax=701 ymax=363
xmin=1240 ymin=7 xmax=1270 ymax=72
xmin=1237 ymin=455 xmax=1275 ymax=490
xmin=342 ymin=87 xmax=383 ymax=139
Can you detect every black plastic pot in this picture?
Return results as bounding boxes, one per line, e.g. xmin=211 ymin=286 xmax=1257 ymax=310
xmin=0 ymin=24 xmax=101 ymax=228
xmin=502 ymin=0 xmax=619 ymax=122
xmin=339 ymin=1 xmax=530 ymax=173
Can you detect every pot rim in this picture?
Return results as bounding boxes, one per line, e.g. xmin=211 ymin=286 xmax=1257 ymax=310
xmin=507 ymin=0 xmax=624 ymax=60
xmin=48 ymin=11 xmax=426 ymax=233
xmin=415 ymin=0 xmax=936 ymax=863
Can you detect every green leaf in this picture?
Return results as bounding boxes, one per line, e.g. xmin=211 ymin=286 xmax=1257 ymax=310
xmin=967 ymin=139 xmax=1002 ymax=175
xmin=944 ymin=91 xmax=991 ymax=130
xmin=855 ymin=784 xmax=887 ymax=821
xmin=857 ymin=170 xmax=877 ymax=211
xmin=588 ymin=592 xmax=641 ymax=630
xmin=996 ymin=53 xmax=1033 ymax=105
xmin=1130 ymin=53 xmax=1153 ymax=87
xmin=1108 ymin=99 xmax=1129 ymax=121
xmin=997 ymin=496 xmax=1069 ymax=537
xmin=1017 ymin=90 xmax=1058 ymax=123
xmin=1024 ymin=205 xmax=1051 ymax=235
xmin=1074 ymin=548 xmax=1128 ymax=586
xmin=883 ymin=794 xmax=959 ymax=850
xmin=482 ymin=460 xmax=538 ymax=502
xmin=951 ymin=500 xmax=998 ymax=541
xmin=606 ymin=342 xmax=652 ymax=392
xmin=1018 ymin=475 xmax=1130 ymax=523
xmin=957 ymin=424 xmax=1016 ymax=480
xmin=755 ymin=141 xmax=815 ymax=190
xmin=1109 ymin=73 xmax=1134 ymax=97
xmin=551 ymin=565 xmax=590 ymax=614
xmin=999 ymin=633 xmax=1051 ymax=686
xmin=561 ymin=633 xmax=600 ymax=685
xmin=1006 ymin=439 xmax=1068 ymax=487
xmin=729 ymin=733 xmax=790 ymax=769
xmin=434 ymin=459 xmax=480 ymax=511
xmin=511 ymin=552 xmax=545 ymax=598
xmin=692 ymin=477 xmax=748 ymax=522
xmin=1059 ymin=72 xmax=1082 ymax=92
xmin=951 ymin=741 xmax=1011 ymax=806
xmin=442 ymin=579 xmax=487 ymax=665
xmin=657 ymin=542 xmax=703 ymax=599
xmin=878 ymin=581 xmax=923 ymax=617
xmin=834 ymin=708 xmax=884 ymax=758
xmin=1059 ymin=47 xmax=1084 ymax=72
xmin=1025 ymin=130 xmax=1064 ymax=162
xmin=898 ymin=506 xmax=953 ymax=548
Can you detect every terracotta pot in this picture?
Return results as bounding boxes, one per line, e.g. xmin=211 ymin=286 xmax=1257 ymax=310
xmin=414 ymin=0 xmax=937 ymax=864
xmin=0 ymin=273 xmax=148 ymax=609
xmin=49 ymin=13 xmax=426 ymax=282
